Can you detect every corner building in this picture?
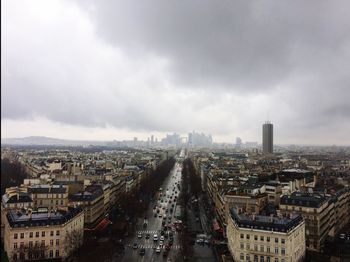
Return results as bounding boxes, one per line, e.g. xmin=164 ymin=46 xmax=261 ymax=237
xmin=227 ymin=209 xmax=305 ymax=262
xmin=4 ymin=207 xmax=84 ymax=261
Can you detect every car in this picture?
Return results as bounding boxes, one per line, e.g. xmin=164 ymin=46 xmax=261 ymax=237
xmin=204 ymin=239 xmax=210 ymax=245
xmin=196 ymin=239 xmax=204 ymax=244
xmin=163 ymin=250 xmax=168 ymax=256
xmin=167 ymin=258 xmax=172 ymax=262
xmin=154 ymin=213 xmax=157 ymax=217
xmin=153 ymin=234 xmax=158 ymax=241
xmin=156 ymin=246 xmax=161 ymax=253
xmin=133 ymin=243 xmax=138 ymax=249
xmin=162 ymin=221 xmax=166 ymax=226
xmin=159 ymin=240 xmax=164 ymax=247
xmin=165 ymin=244 xmax=171 ymax=251
xmin=159 ymin=214 xmax=163 ymax=218
xmin=138 ymin=232 xmax=142 ymax=238
xmin=146 ymin=233 xmax=150 ymax=239
xmin=139 ymin=248 xmax=145 ymax=255
xmin=160 ymin=236 xmax=165 ymax=241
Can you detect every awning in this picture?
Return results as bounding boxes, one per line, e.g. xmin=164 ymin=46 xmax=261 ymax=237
xmin=85 ymin=218 xmax=111 ymax=231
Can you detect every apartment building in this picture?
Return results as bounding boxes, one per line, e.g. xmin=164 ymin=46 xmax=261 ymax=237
xmin=69 ymin=185 xmax=104 ymax=227
xmin=227 ymin=208 xmax=305 ymax=262
xmin=3 ymin=207 xmax=84 ymax=262
xmin=279 ymin=192 xmax=334 ymax=251
xmin=27 ymin=184 xmax=68 ymax=210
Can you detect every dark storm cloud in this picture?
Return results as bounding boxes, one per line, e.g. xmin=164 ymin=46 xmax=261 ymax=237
xmin=78 ymin=0 xmax=350 ymax=91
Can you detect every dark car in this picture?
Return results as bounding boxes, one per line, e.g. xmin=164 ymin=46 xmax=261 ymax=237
xmin=139 ymin=248 xmax=146 ymax=255
xmin=133 ymin=243 xmax=138 ymax=249
xmin=163 ymin=250 xmax=168 ymax=257
xmin=146 ymin=233 xmax=150 ymax=239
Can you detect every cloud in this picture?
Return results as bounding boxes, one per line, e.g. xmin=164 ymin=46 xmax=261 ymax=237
xmin=2 ymin=0 xmax=350 ymax=144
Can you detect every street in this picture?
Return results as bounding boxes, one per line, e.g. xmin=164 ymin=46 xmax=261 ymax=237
xmin=117 ymin=157 xmax=184 ymax=262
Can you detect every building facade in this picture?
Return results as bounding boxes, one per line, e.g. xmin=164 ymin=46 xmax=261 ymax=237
xmin=227 ymin=208 xmax=305 ymax=262
xmin=262 ymin=122 xmax=273 ymax=154
xmin=4 ymin=207 xmax=84 ymax=262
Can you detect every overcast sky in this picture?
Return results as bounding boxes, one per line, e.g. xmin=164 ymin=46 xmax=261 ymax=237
xmin=2 ymin=0 xmax=350 ymax=145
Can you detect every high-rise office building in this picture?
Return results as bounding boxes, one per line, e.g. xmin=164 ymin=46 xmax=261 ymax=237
xmin=262 ymin=121 xmax=273 ymax=154
xmin=235 ymin=137 xmax=242 ymax=148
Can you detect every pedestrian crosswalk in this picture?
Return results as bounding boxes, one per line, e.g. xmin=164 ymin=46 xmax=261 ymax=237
xmin=129 ymin=244 xmax=181 ymax=250
xmin=137 ymin=230 xmax=177 ymax=235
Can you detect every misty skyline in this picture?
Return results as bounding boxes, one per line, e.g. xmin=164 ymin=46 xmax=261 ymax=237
xmin=2 ymin=0 xmax=350 ymax=145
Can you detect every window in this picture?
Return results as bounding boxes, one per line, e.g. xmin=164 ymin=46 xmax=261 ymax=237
xmin=260 ymin=236 xmax=264 ymax=241
xmin=240 ymin=234 xmax=244 ymax=239
xmin=56 ymin=200 xmax=59 ymax=205
xmin=254 ymin=245 xmax=258 ymax=251
xmin=254 ymin=235 xmax=258 ymax=241
xmin=254 ymin=255 xmax=258 ymax=262
xmin=50 ymin=231 xmax=54 ymax=236
xmin=35 ymin=241 xmax=39 ymax=247
xmin=246 ymin=234 xmax=250 ymax=240
xmin=49 ymin=250 xmax=53 ymax=258
xmin=55 ymin=250 xmax=59 ymax=257
xmin=240 ymin=243 xmax=244 ymax=249
xmin=240 ymin=253 xmax=244 ymax=260
xmin=36 ymin=232 xmax=39 ymax=237
xmin=246 ymin=243 xmax=250 ymax=250
xmin=275 ymin=247 xmax=279 ymax=254
xmin=260 ymin=245 xmax=264 ymax=252
xmin=19 ymin=253 xmax=24 ymax=260
xmin=14 ymin=243 xmax=18 ymax=249
xmin=13 ymin=253 xmax=18 ymax=261
xmin=20 ymin=242 xmax=24 ymax=248
xmin=281 ymin=238 xmax=285 ymax=244
xmin=42 ymin=231 xmax=45 ymax=237
xmin=267 ymin=257 xmax=270 ymax=262
xmin=246 ymin=255 xmax=250 ymax=261
xmin=274 ymin=258 xmax=279 ymax=262
xmin=267 ymin=246 xmax=270 ymax=253
xmin=29 ymin=241 xmax=33 ymax=248
xmin=281 ymin=259 xmax=285 ymax=262
xmin=20 ymin=233 xmax=24 ymax=239
xmin=260 ymin=256 xmax=264 ymax=262
xmin=267 ymin=237 xmax=270 ymax=242
xmin=14 ymin=233 xmax=18 ymax=239
xmin=281 ymin=248 xmax=285 ymax=255
xmin=41 ymin=240 xmax=45 ymax=246
xmin=29 ymin=232 xmax=33 ymax=238
xmin=50 ymin=240 xmax=54 ymax=246
xmin=275 ymin=238 xmax=278 ymax=243
xmin=56 ymin=230 xmax=60 ymax=236
xmin=56 ymin=239 xmax=59 ymax=246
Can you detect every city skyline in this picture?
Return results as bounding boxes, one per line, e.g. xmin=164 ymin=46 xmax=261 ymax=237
xmin=2 ymin=1 xmax=350 ymax=145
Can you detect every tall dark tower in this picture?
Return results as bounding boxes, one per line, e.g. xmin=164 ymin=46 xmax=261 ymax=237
xmin=262 ymin=121 xmax=273 ymax=154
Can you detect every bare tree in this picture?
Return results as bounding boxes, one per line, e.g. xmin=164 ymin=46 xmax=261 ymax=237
xmin=64 ymin=229 xmax=83 ymax=260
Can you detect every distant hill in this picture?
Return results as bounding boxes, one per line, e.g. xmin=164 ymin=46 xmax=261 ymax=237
xmin=1 ymin=136 xmax=108 ymax=146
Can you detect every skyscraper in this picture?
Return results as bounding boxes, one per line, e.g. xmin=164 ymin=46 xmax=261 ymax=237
xmin=262 ymin=121 xmax=273 ymax=154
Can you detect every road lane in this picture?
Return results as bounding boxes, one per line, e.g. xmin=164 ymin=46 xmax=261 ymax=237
xmin=117 ymin=152 xmax=184 ymax=262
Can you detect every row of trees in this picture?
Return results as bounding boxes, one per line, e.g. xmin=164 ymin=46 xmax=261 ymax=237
xmin=117 ymin=157 xmax=176 ymax=219
xmin=1 ymin=158 xmax=28 ymax=195
xmin=178 ymin=158 xmax=195 ymax=258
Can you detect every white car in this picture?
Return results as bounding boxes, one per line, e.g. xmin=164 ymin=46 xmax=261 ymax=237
xmin=153 ymin=234 xmax=158 ymax=241
xmin=138 ymin=232 xmax=142 ymax=238
xmin=160 ymin=236 xmax=165 ymax=241
xmin=156 ymin=246 xmax=161 ymax=253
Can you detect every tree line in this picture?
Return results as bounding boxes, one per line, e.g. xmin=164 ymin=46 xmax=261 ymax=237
xmin=1 ymin=158 xmax=28 ymax=195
